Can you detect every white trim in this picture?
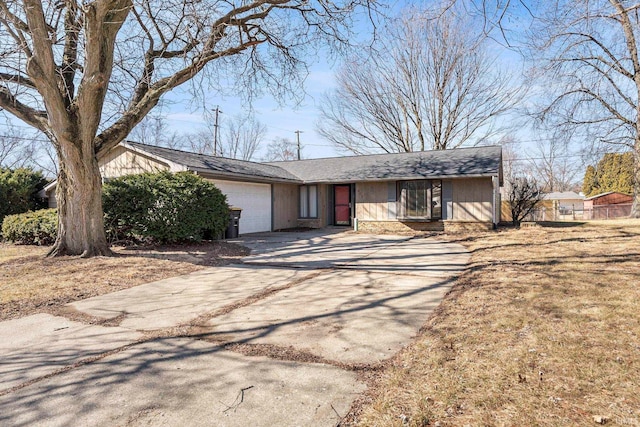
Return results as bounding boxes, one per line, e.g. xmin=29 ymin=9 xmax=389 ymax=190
xmin=492 ymin=175 xmax=499 ymax=226
xmin=42 ymin=180 xmax=57 ymax=192
xmin=119 ymin=141 xmax=188 ymax=173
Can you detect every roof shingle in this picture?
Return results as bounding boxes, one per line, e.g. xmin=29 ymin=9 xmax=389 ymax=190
xmin=125 ymin=141 xmax=300 ymax=182
xmin=266 ymin=145 xmax=503 ymax=183
xmin=126 ymin=141 xmax=502 ymax=184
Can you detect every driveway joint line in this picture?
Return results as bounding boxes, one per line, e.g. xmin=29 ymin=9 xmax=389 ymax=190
xmin=0 ymin=339 xmax=146 ymax=397
xmin=237 ymin=262 xmax=462 ymax=278
xmin=0 ymin=269 xmax=336 ymax=395
xmin=173 ymin=269 xmax=328 ymax=326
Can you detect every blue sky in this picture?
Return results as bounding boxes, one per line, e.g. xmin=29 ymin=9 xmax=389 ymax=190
xmin=0 ymin=6 xmax=530 ymax=163
xmin=155 ymin=3 xmax=528 ymax=161
xmin=0 ymin=0 xmax=596 ymax=184
xmin=151 ymin=1 xmax=400 ymax=161
xmin=154 ymin=4 xmax=391 ymax=161
xmin=160 ymin=61 xmax=340 ymax=160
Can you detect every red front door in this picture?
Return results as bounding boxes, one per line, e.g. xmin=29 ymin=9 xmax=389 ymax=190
xmin=334 ymin=185 xmax=351 ymax=225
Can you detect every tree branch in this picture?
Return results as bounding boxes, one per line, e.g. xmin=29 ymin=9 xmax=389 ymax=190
xmin=0 ymin=85 xmax=48 ymax=131
xmin=60 ymin=0 xmax=82 ymax=105
xmin=0 ymin=73 xmax=37 ymax=89
xmin=23 ymin=0 xmax=69 ymax=132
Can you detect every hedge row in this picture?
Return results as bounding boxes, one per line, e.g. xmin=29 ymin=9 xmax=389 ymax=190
xmin=1 ymin=209 xmax=58 ymax=245
xmin=2 ymin=172 xmax=230 ymax=246
xmin=0 ymin=167 xmax=48 ymax=227
xmin=103 ymin=171 xmax=229 ymax=243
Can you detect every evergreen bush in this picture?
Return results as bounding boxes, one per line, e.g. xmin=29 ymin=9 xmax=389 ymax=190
xmin=0 ymin=167 xmax=48 ymax=227
xmin=1 ymin=209 xmax=58 ymax=245
xmin=103 ymin=171 xmax=229 ymax=243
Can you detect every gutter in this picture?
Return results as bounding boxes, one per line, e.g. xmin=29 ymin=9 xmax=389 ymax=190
xmin=192 ymin=169 xmax=302 ymax=184
xmin=300 ymin=173 xmax=499 ymax=184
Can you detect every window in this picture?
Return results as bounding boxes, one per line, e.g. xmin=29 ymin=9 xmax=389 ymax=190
xmin=405 ymin=180 xmax=429 ymax=217
xmin=399 ymin=180 xmax=442 ymax=220
xmin=299 ymin=185 xmax=318 ymax=218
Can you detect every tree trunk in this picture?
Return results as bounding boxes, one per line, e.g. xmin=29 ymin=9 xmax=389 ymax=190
xmin=632 ymin=138 xmax=640 ymax=219
xmin=48 ymin=139 xmax=111 ymax=257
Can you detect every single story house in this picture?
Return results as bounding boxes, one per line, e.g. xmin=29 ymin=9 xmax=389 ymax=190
xmin=41 ymin=141 xmax=504 ymax=234
xmin=584 ymin=191 xmax=633 ymax=207
xmin=543 ymin=191 xmax=585 ymax=213
xmin=583 ymin=192 xmax=633 ymax=220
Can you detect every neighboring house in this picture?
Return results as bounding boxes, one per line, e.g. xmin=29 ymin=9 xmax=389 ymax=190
xmin=41 ymin=142 xmax=504 ymax=234
xmin=583 ymin=192 xmax=633 ymax=220
xmin=584 ymin=191 xmax=633 ymax=206
xmin=543 ymin=191 xmax=585 ymax=213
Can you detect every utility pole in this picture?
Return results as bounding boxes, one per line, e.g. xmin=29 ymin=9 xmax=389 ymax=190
xmin=213 ymin=106 xmax=222 ymax=156
xmin=294 ymin=130 xmax=303 ymax=160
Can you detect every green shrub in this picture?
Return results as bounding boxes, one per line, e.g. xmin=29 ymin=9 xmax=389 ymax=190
xmin=1 ymin=209 xmax=58 ymax=245
xmin=103 ymin=171 xmax=229 ymax=243
xmin=0 ymin=167 xmax=48 ymax=228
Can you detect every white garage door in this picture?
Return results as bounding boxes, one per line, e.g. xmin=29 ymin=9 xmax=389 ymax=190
xmin=210 ymin=180 xmax=271 ymax=234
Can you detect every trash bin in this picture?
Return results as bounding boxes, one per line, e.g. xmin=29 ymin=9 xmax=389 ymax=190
xmin=225 ymin=207 xmax=242 ymax=239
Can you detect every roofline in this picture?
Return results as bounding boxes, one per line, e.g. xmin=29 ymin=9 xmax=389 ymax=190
xmin=543 ymin=193 xmax=585 ymax=200
xmin=125 ymin=140 xmax=272 ymax=169
xmin=266 ymin=144 xmax=503 ymax=164
xmin=192 ymin=168 xmax=302 ymax=184
xmin=124 ymin=141 xmax=301 ymax=181
xmin=584 ymin=191 xmax=632 ymax=200
xmin=124 ymin=140 xmax=229 ymax=160
xmin=122 ymin=141 xmax=502 ymax=184
xmin=300 ymin=172 xmax=500 ymax=184
xmin=120 ymin=141 xmax=187 ymax=172
xmin=42 ymin=180 xmax=57 ymax=192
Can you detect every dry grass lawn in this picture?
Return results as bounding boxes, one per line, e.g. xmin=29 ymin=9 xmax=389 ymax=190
xmin=2 ymin=221 xmax=639 ymax=425
xmin=0 ymin=242 xmax=249 ymax=321
xmin=354 ymin=220 xmax=640 ymax=427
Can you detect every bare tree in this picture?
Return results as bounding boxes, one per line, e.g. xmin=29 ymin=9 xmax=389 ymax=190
xmin=129 ymin=112 xmax=186 ymax=150
xmin=181 ymin=113 xmax=266 ymax=160
xmin=0 ymin=121 xmax=61 ymax=177
xmin=0 ymin=121 xmax=42 ymax=169
xmin=528 ymin=137 xmax=581 ymax=192
xmin=1 ymin=117 xmax=58 ymax=176
xmin=0 ymin=0 xmax=375 ymax=256
xmin=499 ymin=135 xmax=521 ymax=188
xmin=30 ymin=141 xmax=59 ymax=178
xmin=183 ymin=128 xmax=214 ymax=156
xmin=466 ymin=0 xmax=640 ymax=216
xmin=264 ymin=137 xmax=298 ymax=161
xmin=481 ymin=0 xmax=640 ymax=216
xmin=507 ymin=176 xmax=544 ymax=227
xmin=220 ymin=114 xmax=266 ymax=161
xmin=318 ymin=4 xmax=522 ymax=154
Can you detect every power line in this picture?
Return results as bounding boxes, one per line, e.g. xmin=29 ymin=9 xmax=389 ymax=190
xmin=265 ymin=124 xmax=297 ymax=133
xmin=0 ymin=134 xmax=49 ymax=142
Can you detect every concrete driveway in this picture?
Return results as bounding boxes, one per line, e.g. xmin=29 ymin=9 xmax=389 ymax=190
xmin=0 ymin=229 xmax=469 ymax=426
